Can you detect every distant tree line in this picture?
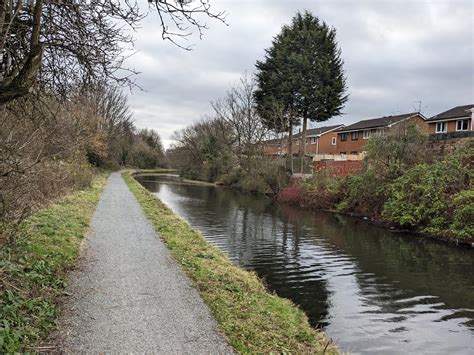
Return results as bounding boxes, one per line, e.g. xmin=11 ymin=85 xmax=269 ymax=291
xmin=0 ymin=0 xmax=227 ymax=225
xmin=0 ymin=83 xmax=166 ymax=224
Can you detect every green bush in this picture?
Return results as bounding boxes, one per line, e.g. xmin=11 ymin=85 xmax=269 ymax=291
xmin=336 ymin=170 xmax=388 ymax=217
xmin=382 ymin=150 xmax=472 ymax=238
xmin=450 ymin=190 xmax=474 ymax=239
xmin=299 ymin=171 xmax=345 ymax=210
xmin=382 ymin=163 xmax=448 ymax=229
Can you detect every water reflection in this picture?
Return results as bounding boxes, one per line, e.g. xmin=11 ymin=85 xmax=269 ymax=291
xmin=137 ymin=175 xmax=474 ymax=354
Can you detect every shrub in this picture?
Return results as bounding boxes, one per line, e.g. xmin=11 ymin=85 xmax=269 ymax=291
xmin=382 ymin=163 xmax=447 ymax=229
xmin=255 ymin=159 xmax=291 ymax=195
xmin=216 ymin=167 xmax=243 ymax=186
xmin=278 ymin=182 xmax=305 ymax=205
xmin=239 ymin=174 xmax=269 ymax=194
xmin=336 ymin=170 xmax=388 ymax=217
xmin=382 ymin=150 xmax=472 ymax=238
xmin=300 ymin=171 xmax=345 ymax=210
xmin=449 ymin=190 xmax=474 ymax=239
xmin=364 ymin=122 xmax=430 ymax=179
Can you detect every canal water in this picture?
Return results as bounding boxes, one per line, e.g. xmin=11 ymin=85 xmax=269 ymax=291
xmin=136 ymin=175 xmax=474 ymax=354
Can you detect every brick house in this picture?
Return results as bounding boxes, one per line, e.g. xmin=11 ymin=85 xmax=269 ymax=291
xmin=426 ymin=104 xmax=473 ymax=135
xmin=262 ymin=124 xmax=344 ymax=156
xmin=293 ymin=124 xmax=344 ymax=155
xmin=262 ymin=137 xmax=284 ymax=156
xmin=335 ymin=112 xmax=429 ymax=154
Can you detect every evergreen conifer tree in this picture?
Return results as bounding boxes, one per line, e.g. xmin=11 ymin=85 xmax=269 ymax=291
xmin=255 ymin=10 xmax=348 ymax=173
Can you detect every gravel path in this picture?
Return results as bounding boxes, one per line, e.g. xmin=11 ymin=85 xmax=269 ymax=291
xmin=52 ymin=173 xmax=233 ymax=353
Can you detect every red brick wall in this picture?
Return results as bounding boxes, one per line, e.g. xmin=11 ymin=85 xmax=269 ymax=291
xmin=314 ymin=160 xmax=363 ymax=176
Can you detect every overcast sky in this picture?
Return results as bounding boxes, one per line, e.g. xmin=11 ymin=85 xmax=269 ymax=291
xmin=125 ymin=0 xmax=474 ymax=148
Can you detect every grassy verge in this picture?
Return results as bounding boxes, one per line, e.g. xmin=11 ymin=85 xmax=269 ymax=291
xmin=123 ymin=172 xmax=337 ymax=354
xmin=133 ymin=169 xmax=216 ymax=186
xmin=0 ymin=173 xmax=109 ymax=352
xmin=132 ymin=168 xmax=178 ymax=176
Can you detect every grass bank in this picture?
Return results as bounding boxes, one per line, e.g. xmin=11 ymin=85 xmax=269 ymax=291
xmin=0 ymin=173 xmax=109 ymax=352
xmin=132 ymin=168 xmax=178 ymax=176
xmin=123 ymin=171 xmax=337 ymax=354
xmin=133 ymin=169 xmax=217 ymax=186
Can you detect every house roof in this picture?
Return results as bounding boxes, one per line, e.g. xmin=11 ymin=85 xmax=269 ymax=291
xmin=427 ymin=104 xmax=474 ymax=121
xmin=293 ymin=124 xmax=344 ymax=138
xmin=263 ymin=124 xmax=344 ymax=143
xmin=337 ymin=112 xmax=421 ymax=133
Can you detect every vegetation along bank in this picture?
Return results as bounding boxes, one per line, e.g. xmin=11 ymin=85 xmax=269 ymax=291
xmin=123 ymin=171 xmax=337 ymax=354
xmin=278 ymin=127 xmax=474 ymax=246
xmin=0 ymin=173 xmax=109 ymax=352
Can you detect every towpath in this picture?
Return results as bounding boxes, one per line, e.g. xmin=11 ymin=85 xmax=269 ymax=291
xmin=51 ymin=173 xmax=233 ymax=353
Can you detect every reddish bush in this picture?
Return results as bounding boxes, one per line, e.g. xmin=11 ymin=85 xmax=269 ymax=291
xmin=277 ymin=183 xmax=305 ymax=205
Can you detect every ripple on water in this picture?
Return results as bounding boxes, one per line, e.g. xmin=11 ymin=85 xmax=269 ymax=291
xmin=136 ymin=176 xmax=474 ymax=354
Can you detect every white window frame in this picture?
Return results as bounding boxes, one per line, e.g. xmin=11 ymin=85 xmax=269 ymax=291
xmin=456 ymin=119 xmax=469 ymax=131
xmin=436 ymin=121 xmax=447 ymax=133
xmin=310 ymin=137 xmax=317 ymax=144
xmin=363 ymin=130 xmax=370 ymax=139
xmin=331 ymin=137 xmax=336 ymax=145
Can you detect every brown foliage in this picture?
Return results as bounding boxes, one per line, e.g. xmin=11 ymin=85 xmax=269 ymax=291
xmin=0 ymin=95 xmax=96 ymax=223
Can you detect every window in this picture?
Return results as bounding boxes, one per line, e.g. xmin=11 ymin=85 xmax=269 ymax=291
xmin=363 ymin=130 xmax=370 ymax=139
xmin=456 ymin=119 xmax=469 ymax=131
xmin=340 ymin=133 xmax=348 ymax=141
xmin=331 ymin=137 xmax=337 ymax=145
xmin=340 ymin=151 xmax=347 ymax=154
xmin=351 ymin=132 xmax=359 ymax=140
xmin=351 ymin=151 xmax=358 ymax=155
xmin=310 ymin=137 xmax=317 ymax=144
xmin=436 ymin=122 xmax=447 ymax=133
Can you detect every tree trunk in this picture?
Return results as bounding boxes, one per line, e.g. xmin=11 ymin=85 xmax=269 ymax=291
xmin=300 ymin=116 xmax=307 ymax=173
xmin=288 ymin=121 xmax=294 ymax=174
xmin=279 ymin=135 xmax=285 ymax=167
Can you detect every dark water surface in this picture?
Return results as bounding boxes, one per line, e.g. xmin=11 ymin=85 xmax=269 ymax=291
xmin=136 ymin=175 xmax=474 ymax=354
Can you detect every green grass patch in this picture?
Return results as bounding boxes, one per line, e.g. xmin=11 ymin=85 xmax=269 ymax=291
xmin=123 ymin=172 xmax=337 ymax=354
xmin=0 ymin=173 xmax=109 ymax=352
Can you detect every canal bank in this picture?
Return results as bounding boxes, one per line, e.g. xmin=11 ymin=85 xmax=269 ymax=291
xmin=50 ymin=173 xmax=233 ymax=353
xmin=135 ymin=173 xmax=474 ymax=354
xmin=0 ymin=173 xmax=109 ymax=352
xmin=123 ymin=172 xmax=337 ymax=353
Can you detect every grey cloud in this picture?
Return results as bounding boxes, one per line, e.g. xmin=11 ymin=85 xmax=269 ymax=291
xmin=125 ymin=0 xmax=474 ymax=147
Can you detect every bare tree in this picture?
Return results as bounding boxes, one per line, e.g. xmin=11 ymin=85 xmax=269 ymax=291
xmin=211 ymin=74 xmax=267 ymax=169
xmin=0 ymin=93 xmax=98 ymax=223
xmin=0 ymin=0 xmax=226 ymax=104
